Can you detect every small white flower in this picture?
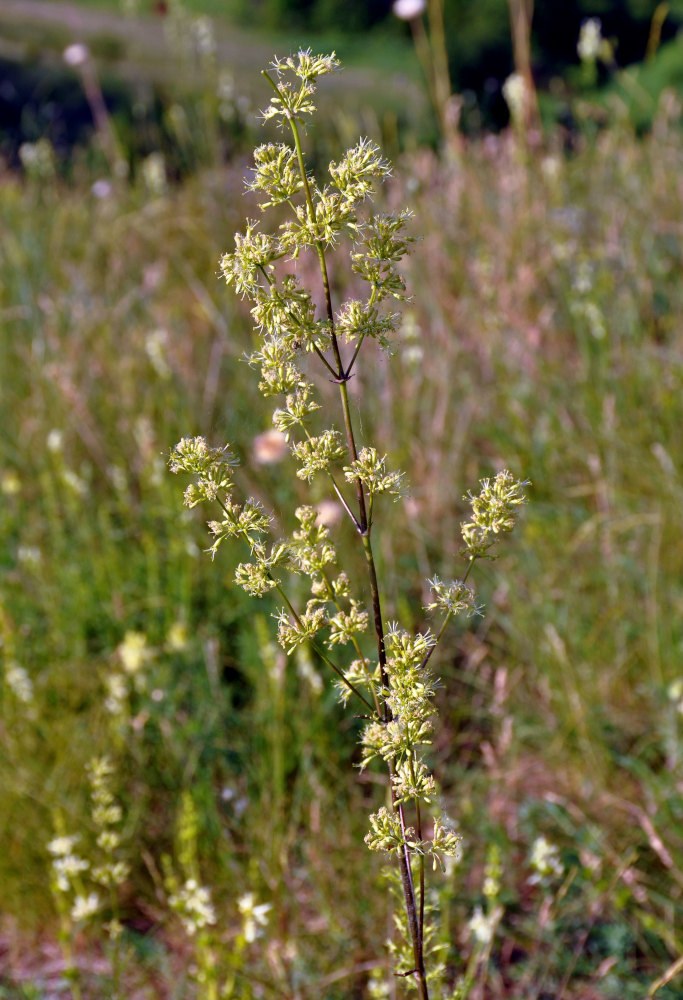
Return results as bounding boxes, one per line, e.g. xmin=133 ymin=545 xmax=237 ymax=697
xmin=468 ymin=904 xmax=496 ymax=945
xmin=502 ymin=73 xmax=527 ymax=123
xmin=48 ymin=834 xmax=80 ymax=857
xmin=145 ymin=328 xmax=171 ymax=380
xmin=17 ymin=546 xmax=42 ymax=567
xmin=170 ymin=878 xmax=217 ymax=936
xmin=104 ymin=672 xmax=128 ymax=714
xmin=63 ymin=43 xmax=90 ymax=67
xmin=667 ymin=679 xmax=683 ymax=713
xmin=577 ymin=18 xmax=603 ymax=62
xmin=61 ymin=468 xmax=88 ymax=497
xmin=238 ymin=892 xmax=272 ymax=943
xmin=71 ymin=893 xmax=100 ymax=922
xmin=52 ymin=853 xmax=89 ymax=891
xmin=47 ymin=429 xmax=64 ymax=453
xmin=5 ymin=662 xmax=34 ymax=703
xmin=529 ymin=835 xmax=563 ymax=884
xmin=142 ymin=152 xmax=167 ymax=196
xmin=392 ymin=0 xmax=427 ymax=20
xmin=117 ymin=631 xmax=150 ymax=674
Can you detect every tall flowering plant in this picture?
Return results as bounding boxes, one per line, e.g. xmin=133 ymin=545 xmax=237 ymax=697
xmin=170 ymin=51 xmax=528 ymax=998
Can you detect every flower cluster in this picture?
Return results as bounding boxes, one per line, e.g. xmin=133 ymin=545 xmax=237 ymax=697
xmin=48 ymin=758 xmax=129 ymax=937
xmin=461 ymin=470 xmax=529 ymax=560
xmin=170 ymin=52 xmax=529 ymax=996
xmin=87 ymin=756 xmax=130 ymax=899
xmin=529 ymin=835 xmax=564 ymax=886
xmin=169 ymin=877 xmax=217 ymax=937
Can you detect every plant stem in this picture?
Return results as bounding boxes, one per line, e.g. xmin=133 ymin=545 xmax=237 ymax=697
xmin=273 ymin=582 xmax=376 ymax=713
xmin=269 ymin=78 xmax=428 ymax=996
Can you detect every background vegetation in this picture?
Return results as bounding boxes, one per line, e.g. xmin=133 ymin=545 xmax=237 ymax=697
xmin=1 ymin=1 xmax=682 ymax=998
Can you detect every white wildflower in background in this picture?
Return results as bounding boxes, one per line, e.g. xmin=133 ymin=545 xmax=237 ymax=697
xmin=541 ymin=155 xmax=561 ymax=183
xmin=87 ymin=756 xmax=131 ymax=894
xmin=47 ymin=429 xmax=64 ymax=453
xmin=52 ymin=852 xmax=90 ymax=893
xmin=467 ymin=904 xmax=497 ymax=945
xmin=117 ymin=631 xmax=150 ymax=674
xmin=194 ymin=15 xmax=215 ymax=58
xmin=145 ymin=328 xmax=171 ymax=380
xmin=170 ymin=878 xmax=217 ymax=936
xmin=70 ymin=892 xmax=100 ymax=922
xmin=108 ymin=465 xmax=128 ymax=493
xmin=529 ymin=835 xmax=564 ymax=885
xmin=392 ymin=0 xmax=427 ymax=20
xmin=5 ymin=662 xmax=34 ymax=704
xmin=61 ymin=468 xmax=89 ymax=497
xmin=502 ymin=73 xmax=528 ymax=124
xmin=63 ymin=43 xmax=89 ymax=68
xmin=48 ymin=834 xmax=81 ymax=858
xmin=668 ymin=679 xmax=683 ymax=714
xmin=104 ymin=672 xmax=128 ymax=715
xmin=577 ymin=18 xmax=603 ymax=62
xmin=19 ymin=139 xmax=56 ymax=181
xmin=238 ymin=892 xmax=272 ymax=944
xmin=17 ymin=546 xmax=42 ymax=567
xmin=142 ymin=152 xmax=167 ymax=196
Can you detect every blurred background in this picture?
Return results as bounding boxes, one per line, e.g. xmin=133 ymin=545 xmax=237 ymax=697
xmin=1 ymin=1 xmax=682 ymax=998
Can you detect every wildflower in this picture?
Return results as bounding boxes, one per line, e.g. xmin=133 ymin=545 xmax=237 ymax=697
xmin=104 ymin=673 xmax=128 ymax=714
xmin=426 ymin=577 xmax=478 ymax=617
xmin=461 ymin=471 xmax=529 ymax=560
xmin=170 ymin=878 xmax=217 ymax=936
xmin=392 ymin=0 xmax=427 ymax=20
xmin=529 ymin=835 xmax=563 ymax=885
xmin=19 ymin=139 xmax=56 ymax=180
xmin=577 ymin=18 xmax=603 ymax=62
xmin=238 ymin=892 xmax=272 ymax=944
xmin=142 ymin=152 xmax=167 ymax=196
xmin=52 ymin=853 xmax=90 ymax=892
xmin=48 ymin=834 xmax=81 ymax=857
xmin=467 ymin=904 xmax=497 ymax=946
xmin=61 ymin=468 xmax=88 ymax=497
xmin=17 ymin=546 xmax=42 ymax=566
xmin=145 ymin=328 xmax=171 ymax=379
xmin=71 ymin=893 xmax=100 ymax=922
xmin=5 ymin=662 xmax=34 ymax=703
xmin=502 ymin=73 xmax=527 ymax=124
xmin=63 ymin=43 xmax=89 ymax=67
xmin=117 ymin=631 xmax=150 ymax=674
xmin=47 ymin=429 xmax=64 ymax=453
xmin=194 ymin=15 xmax=215 ymax=57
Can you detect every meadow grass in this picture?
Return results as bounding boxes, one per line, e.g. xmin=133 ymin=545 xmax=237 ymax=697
xmin=1 ymin=87 xmax=682 ymax=997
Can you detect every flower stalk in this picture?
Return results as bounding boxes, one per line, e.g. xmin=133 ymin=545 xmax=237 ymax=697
xmin=170 ymin=50 xmax=528 ymax=996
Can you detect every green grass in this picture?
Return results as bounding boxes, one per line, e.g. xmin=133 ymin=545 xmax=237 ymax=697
xmin=1 ymin=68 xmax=683 ymax=999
